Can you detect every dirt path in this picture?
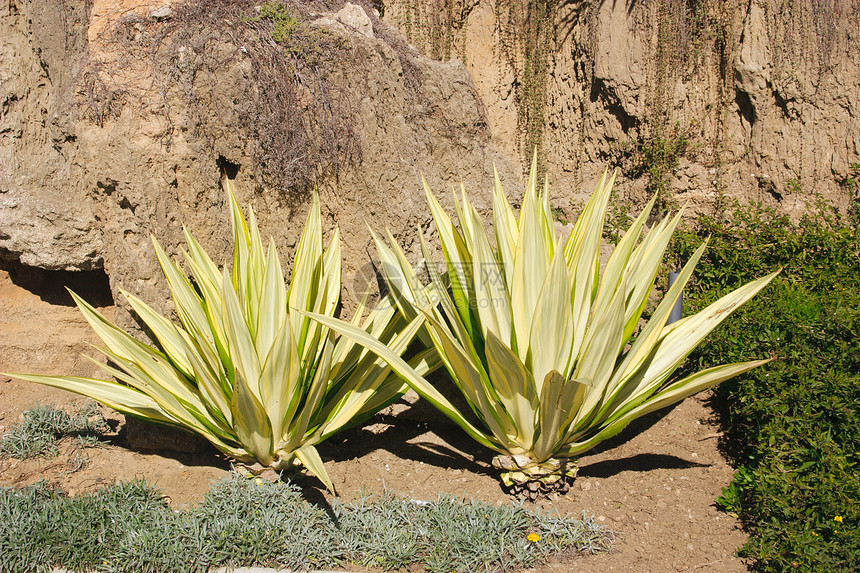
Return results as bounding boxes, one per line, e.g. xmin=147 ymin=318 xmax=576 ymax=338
xmin=0 ymin=267 xmax=748 ymax=572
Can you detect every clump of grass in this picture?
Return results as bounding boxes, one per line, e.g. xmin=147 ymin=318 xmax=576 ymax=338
xmin=0 ymin=473 xmax=612 ymax=573
xmin=254 ymin=2 xmax=301 ymax=43
xmin=0 ymin=403 xmax=109 ymax=459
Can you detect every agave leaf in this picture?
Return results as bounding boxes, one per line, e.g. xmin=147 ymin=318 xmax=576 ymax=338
xmin=455 ymin=184 xmax=476 ymax=251
xmin=288 ymin=331 xmax=335 ymax=449
xmin=7 ymin=371 xmax=248 ymax=460
xmin=256 ymin=239 xmax=287 ymax=364
xmin=562 ymin=359 xmax=769 ymax=457
xmin=465 ymin=199 xmax=512 ymax=344
xmin=423 ymin=177 xmax=478 ymax=343
xmin=221 ymin=270 xmax=262 ymax=402
xmin=527 ymin=245 xmax=574 ymax=385
xmin=327 ymin=288 xmax=385 ymax=383
xmin=518 ymin=152 xmax=539 ymax=228
xmin=295 ymin=445 xmax=335 ymax=493
xmin=492 ymin=166 xmax=517 ymax=288
xmin=421 ymin=312 xmax=517 ymax=444
xmin=243 ymin=207 xmax=266 ymax=333
xmin=627 ymin=269 xmax=780 ymax=401
xmin=259 ymin=313 xmax=299 ymax=440
xmin=231 ymin=368 xmax=274 ymax=465
xmin=534 ymin=371 xmax=588 ymax=461
xmin=179 ymin=233 xmax=234 ymax=386
xmin=575 ymin=270 xmax=627 ymax=390
xmin=594 ymin=241 xmax=709 ymax=421
xmin=227 ymin=179 xmax=253 ymax=306
xmin=418 ymin=232 xmax=472 ymax=351
xmin=289 ymin=192 xmax=324 ymax=362
xmin=114 ymin=293 xmax=235 ymax=438
xmin=485 ymin=330 xmax=537 ymax=447
xmin=6 ymin=373 xmax=174 ymax=425
xmin=320 ymin=313 xmax=425 ymax=431
xmin=510 ymin=168 xmax=551 ymax=362
xmin=70 ymin=293 xmax=206 ymax=413
xmin=121 ymin=290 xmax=194 ymax=379
xmin=564 ymin=170 xmax=615 ymax=359
xmin=180 ymin=227 xmax=221 ymax=288
xmin=79 ymin=334 xmax=234 ymax=444
xmin=92 ymin=342 xmax=222 ymax=439
xmin=619 ymin=208 xmax=685 ymax=341
xmin=181 ymin=339 xmax=233 ymax=427
xmin=593 ymin=193 xmax=655 ymax=340
xmin=372 ymin=228 xmax=426 ymax=311
xmin=629 ymin=359 xmax=771 ymax=420
xmin=353 ymin=348 xmax=440 ymax=419
xmin=150 ymin=236 xmax=211 ymax=353
xmin=321 ymin=226 xmax=342 ymax=317
xmin=371 ymin=228 xmax=438 ymax=347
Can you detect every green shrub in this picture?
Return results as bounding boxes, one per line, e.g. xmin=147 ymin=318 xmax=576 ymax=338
xmin=671 ymin=199 xmax=860 ymax=572
xmin=0 ymin=480 xmax=179 ymax=573
xmin=256 ymin=2 xmax=301 ymax=43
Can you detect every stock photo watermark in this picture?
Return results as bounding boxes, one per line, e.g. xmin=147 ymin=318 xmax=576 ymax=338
xmin=350 ymin=260 xmax=510 ymax=311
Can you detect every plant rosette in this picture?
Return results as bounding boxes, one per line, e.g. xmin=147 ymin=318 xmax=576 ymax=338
xmin=6 ymin=179 xmax=438 ymax=493
xmin=306 ymin=153 xmax=778 ymax=498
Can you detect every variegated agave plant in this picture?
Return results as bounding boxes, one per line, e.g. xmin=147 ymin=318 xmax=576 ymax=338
xmin=308 ymin=157 xmax=778 ymax=498
xmin=8 ymin=181 xmax=437 ymax=492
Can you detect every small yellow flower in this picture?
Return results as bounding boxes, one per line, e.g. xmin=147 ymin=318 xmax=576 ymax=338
xmin=527 ymin=532 xmax=540 ymax=543
xmin=254 ymin=477 xmax=263 ymax=486
xmin=834 ymin=515 xmax=843 ymax=523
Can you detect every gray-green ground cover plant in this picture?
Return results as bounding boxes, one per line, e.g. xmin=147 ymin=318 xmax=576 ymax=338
xmin=0 ymin=473 xmax=612 ymax=573
xmin=0 ymin=403 xmax=108 ymax=459
xmin=336 ymin=493 xmax=611 ymax=572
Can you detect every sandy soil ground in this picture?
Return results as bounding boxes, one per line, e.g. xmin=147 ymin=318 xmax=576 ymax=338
xmin=0 ymin=266 xmax=749 ymax=572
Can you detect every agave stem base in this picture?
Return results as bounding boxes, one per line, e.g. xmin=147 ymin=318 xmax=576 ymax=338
xmin=234 ymin=453 xmax=301 ymax=478
xmin=491 ymin=454 xmax=578 ymax=500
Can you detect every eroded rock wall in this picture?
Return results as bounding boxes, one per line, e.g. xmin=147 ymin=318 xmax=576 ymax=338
xmin=384 ymin=0 xmax=860 ymax=217
xmin=3 ymin=0 xmax=858 ymax=327
xmin=1 ymin=0 xmax=518 ymax=331
xmin=0 ymin=0 xmax=102 ymax=270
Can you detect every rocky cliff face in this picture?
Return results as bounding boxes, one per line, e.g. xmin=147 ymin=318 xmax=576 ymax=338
xmin=0 ymin=0 xmax=518 ymax=329
xmin=1 ymin=0 xmax=101 ymax=271
xmin=384 ymin=0 xmax=860 ymax=218
xmin=2 ymin=0 xmax=858 ymax=324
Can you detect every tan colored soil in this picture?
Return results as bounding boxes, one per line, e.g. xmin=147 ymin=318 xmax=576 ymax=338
xmin=0 ymin=267 xmax=748 ymax=572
